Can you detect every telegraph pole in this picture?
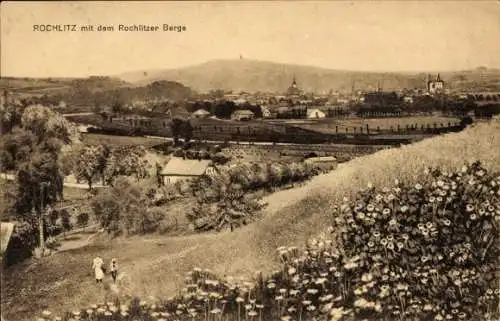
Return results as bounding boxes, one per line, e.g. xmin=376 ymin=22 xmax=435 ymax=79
xmin=40 ymin=183 xmax=45 ymax=254
xmin=38 ymin=182 xmax=50 ymax=254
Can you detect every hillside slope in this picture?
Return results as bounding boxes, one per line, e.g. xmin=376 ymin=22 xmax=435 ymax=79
xmin=118 ymin=59 xmax=500 ymax=93
xmin=2 ymin=118 xmax=499 ymax=321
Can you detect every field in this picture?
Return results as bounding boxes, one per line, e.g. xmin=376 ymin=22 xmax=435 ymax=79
xmin=80 ymin=133 xmax=167 ymax=148
xmin=1 ymin=118 xmax=499 ymax=321
xmin=283 ymin=115 xmax=461 ymax=133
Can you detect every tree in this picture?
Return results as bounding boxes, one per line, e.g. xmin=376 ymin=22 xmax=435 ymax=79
xmin=5 ymin=105 xmax=78 ymax=254
xmin=60 ymin=209 xmax=71 ymax=237
xmin=169 ymin=118 xmax=184 ymax=145
xmin=15 ymin=153 xmax=62 ymax=216
xmin=111 ymin=100 xmax=124 ymax=115
xmin=0 ymin=128 xmax=37 ymax=171
xmin=0 ymin=179 xmax=16 ymax=221
xmin=0 ymin=97 xmax=26 ymax=135
xmin=96 ymin=144 xmax=111 ymax=184
xmin=74 ymin=146 xmax=102 ymax=190
xmin=76 ymin=212 xmax=90 ymax=230
xmin=15 ymin=156 xmax=64 ymax=253
xmin=169 ymin=118 xmax=194 ymax=145
xmin=182 ymin=120 xmax=194 ymax=143
xmin=90 ymin=177 xmax=159 ymax=236
xmin=91 ymin=190 xmax=122 ymax=234
xmin=214 ymin=101 xmax=236 ymax=119
xmin=20 ymin=105 xmax=78 ymax=145
xmin=103 ymin=146 xmax=149 ymax=185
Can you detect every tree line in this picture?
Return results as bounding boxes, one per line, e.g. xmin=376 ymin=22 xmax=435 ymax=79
xmin=0 ymin=103 xmax=79 ymax=258
xmin=71 ymin=144 xmax=150 ymax=190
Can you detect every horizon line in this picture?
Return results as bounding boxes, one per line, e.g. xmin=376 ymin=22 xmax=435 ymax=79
xmin=1 ymin=58 xmax=498 ymax=79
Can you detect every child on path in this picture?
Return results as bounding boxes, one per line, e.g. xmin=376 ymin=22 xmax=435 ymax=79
xmin=110 ymin=258 xmax=118 ymax=283
xmin=92 ymin=256 xmax=105 ymax=283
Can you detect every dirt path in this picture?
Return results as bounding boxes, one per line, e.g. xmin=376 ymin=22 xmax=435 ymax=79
xmin=261 ymin=164 xmax=345 ymax=216
xmin=1 ymin=173 xmax=105 ymax=190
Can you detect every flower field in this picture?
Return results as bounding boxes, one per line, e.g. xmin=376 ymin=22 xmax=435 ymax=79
xmin=36 ymin=161 xmax=500 ymax=321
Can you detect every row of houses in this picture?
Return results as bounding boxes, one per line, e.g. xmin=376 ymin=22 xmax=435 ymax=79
xmin=191 ymin=107 xmax=327 ymax=121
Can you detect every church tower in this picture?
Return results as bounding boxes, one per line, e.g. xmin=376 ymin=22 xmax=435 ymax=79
xmin=427 ymin=73 xmax=444 ymax=94
xmin=286 ymin=76 xmax=302 ymax=97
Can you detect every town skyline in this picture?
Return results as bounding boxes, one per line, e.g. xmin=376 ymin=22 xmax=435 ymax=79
xmin=2 ymin=1 xmax=500 ymax=78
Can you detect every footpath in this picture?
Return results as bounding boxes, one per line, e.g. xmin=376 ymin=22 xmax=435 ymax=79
xmin=0 ymin=173 xmax=105 ymax=190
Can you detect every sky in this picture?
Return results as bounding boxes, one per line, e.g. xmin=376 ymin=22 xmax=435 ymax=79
xmin=2 ymin=1 xmax=500 ymax=77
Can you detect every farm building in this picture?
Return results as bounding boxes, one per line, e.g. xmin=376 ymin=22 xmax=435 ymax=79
xmin=234 ymin=98 xmax=248 ymax=106
xmin=231 ymin=109 xmax=255 ymax=121
xmin=304 ymin=156 xmax=337 ymax=171
xmin=261 ymin=106 xmax=272 ymax=118
xmin=159 ymin=157 xmax=213 ymax=185
xmin=307 ymin=108 xmax=326 ymax=119
xmin=192 ymin=109 xmax=211 ymax=119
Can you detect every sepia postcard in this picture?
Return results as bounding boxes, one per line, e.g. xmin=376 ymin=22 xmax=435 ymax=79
xmin=1 ymin=1 xmax=500 ymax=321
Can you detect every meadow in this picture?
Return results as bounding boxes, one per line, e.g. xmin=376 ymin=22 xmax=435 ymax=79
xmin=80 ymin=133 xmax=167 ymax=148
xmin=1 ymin=118 xmax=499 ymax=321
xmin=295 ymin=116 xmax=461 ymax=134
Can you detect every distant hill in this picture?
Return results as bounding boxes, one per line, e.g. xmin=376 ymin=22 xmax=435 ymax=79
xmin=0 ymin=76 xmax=130 ymax=98
xmin=118 ymin=59 xmax=500 ymax=93
xmin=0 ymin=76 xmax=195 ymax=107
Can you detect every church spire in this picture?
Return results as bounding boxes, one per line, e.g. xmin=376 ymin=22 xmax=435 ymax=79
xmin=436 ymin=73 xmax=442 ymax=82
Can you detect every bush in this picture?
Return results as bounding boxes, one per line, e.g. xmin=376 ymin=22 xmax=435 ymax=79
xmin=3 ymin=221 xmax=37 ymax=266
xmin=317 ymin=161 xmax=499 ymax=320
xmin=90 ymin=178 xmax=165 ymax=236
xmin=211 ymin=151 xmax=231 ymax=165
xmin=60 ymin=209 xmax=72 ymax=234
xmin=76 ymin=212 xmax=90 ymax=228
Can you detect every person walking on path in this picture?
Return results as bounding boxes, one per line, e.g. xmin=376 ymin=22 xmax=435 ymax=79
xmin=92 ymin=256 xmax=105 ymax=283
xmin=110 ymin=258 xmax=118 ymax=283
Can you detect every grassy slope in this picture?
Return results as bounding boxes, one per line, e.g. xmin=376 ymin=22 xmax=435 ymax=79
xmin=1 ymin=118 xmax=499 ymax=321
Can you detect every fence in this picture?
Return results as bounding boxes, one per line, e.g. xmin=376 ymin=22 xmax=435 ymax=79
xmin=67 ymin=114 xmax=466 ymax=147
xmin=322 ymin=122 xmax=464 ymax=136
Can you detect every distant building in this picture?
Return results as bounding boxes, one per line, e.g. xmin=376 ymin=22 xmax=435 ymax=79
xmin=403 ymin=96 xmax=414 ymax=104
xmin=261 ymin=106 xmax=272 ymax=118
xmin=159 ymin=157 xmax=213 ymax=185
xmin=234 ymin=98 xmax=248 ymax=106
xmin=427 ymin=74 xmax=445 ymax=94
xmin=192 ymin=109 xmax=211 ymax=119
xmin=304 ymin=156 xmax=337 ymax=171
xmin=231 ymin=109 xmax=255 ymax=121
xmin=306 ymin=108 xmax=326 ymax=119
xmin=286 ymin=77 xmax=303 ymax=97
